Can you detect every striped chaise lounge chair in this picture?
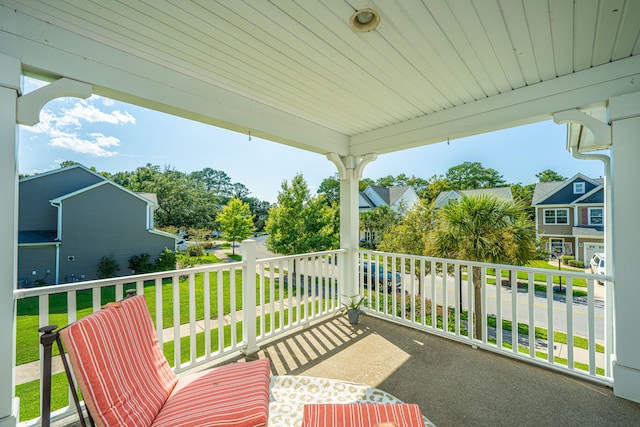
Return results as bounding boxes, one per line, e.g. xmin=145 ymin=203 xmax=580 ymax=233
xmin=40 ymin=294 xmax=271 ymax=427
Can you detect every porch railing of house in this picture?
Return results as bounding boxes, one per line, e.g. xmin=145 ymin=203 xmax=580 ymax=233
xmin=358 ymin=250 xmax=614 ymax=386
xmin=12 ymin=243 xmax=612 ymax=426
xmin=12 ymin=243 xmax=343 ymax=426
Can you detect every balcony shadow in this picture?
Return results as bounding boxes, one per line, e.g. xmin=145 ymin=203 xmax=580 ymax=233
xmin=238 ymin=312 xmax=640 ymax=427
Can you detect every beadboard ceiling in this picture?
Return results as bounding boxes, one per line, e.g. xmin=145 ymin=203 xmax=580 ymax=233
xmin=1 ymin=0 xmax=639 ymax=156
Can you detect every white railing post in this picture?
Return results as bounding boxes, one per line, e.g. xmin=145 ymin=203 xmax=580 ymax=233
xmin=241 ymin=239 xmax=259 ymax=355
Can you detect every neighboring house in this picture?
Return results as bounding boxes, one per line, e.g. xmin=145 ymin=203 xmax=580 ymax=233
xmin=532 ymin=174 xmax=604 ymax=262
xmin=359 ymin=185 xmax=419 ymax=213
xmin=359 ymin=185 xmax=419 ymax=244
xmin=18 ymin=165 xmax=176 ymax=286
xmin=433 ymin=187 xmax=514 ymax=209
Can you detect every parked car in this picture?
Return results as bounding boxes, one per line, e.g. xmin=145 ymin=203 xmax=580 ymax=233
xmin=589 ymin=252 xmax=605 ymax=284
xmin=205 ymin=230 xmax=220 ymax=240
xmin=176 ymin=240 xmax=188 ymax=251
xmin=362 ymin=261 xmax=402 ymax=291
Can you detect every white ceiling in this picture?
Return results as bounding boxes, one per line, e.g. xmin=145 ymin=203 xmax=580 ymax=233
xmin=1 ymin=0 xmax=639 ymax=157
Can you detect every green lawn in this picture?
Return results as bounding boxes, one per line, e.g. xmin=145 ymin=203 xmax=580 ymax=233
xmin=15 ymin=269 xmax=286 ymax=365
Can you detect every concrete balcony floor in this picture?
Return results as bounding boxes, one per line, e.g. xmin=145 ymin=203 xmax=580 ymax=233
xmin=239 ymin=312 xmax=640 ymax=427
xmin=57 ymin=311 xmax=640 ymax=427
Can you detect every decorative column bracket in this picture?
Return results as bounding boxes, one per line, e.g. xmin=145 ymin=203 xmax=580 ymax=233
xmin=326 ymin=153 xmax=378 ymax=181
xmin=553 ymin=109 xmax=611 ymax=153
xmin=17 ymin=78 xmax=92 ymax=126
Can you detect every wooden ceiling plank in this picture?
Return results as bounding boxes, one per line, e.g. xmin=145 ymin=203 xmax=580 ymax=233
xmin=523 ymin=0 xmax=557 ymax=81
xmin=592 ymin=0 xmax=628 ymax=65
xmin=499 ymin=0 xmax=541 ymax=86
xmin=573 ymin=0 xmax=599 ymax=70
xmin=549 ymin=0 xmax=575 ymax=77
xmin=447 ymin=0 xmax=513 ymax=94
xmin=612 ymin=0 xmax=640 ymax=59
xmin=473 ymin=0 xmax=527 ymax=90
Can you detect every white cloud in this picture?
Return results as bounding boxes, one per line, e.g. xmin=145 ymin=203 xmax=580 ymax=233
xmin=50 ymin=134 xmax=119 ymax=157
xmin=20 ymin=95 xmax=134 ymax=157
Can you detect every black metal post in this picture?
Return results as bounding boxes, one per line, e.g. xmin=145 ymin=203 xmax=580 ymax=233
xmin=39 ymin=325 xmax=58 ymax=427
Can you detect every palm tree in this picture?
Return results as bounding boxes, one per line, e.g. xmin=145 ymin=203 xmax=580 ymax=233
xmin=430 ymin=195 xmax=536 ymax=339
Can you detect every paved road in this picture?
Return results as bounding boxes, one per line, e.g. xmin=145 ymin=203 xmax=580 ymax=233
xmin=415 ymin=274 xmax=606 ymax=341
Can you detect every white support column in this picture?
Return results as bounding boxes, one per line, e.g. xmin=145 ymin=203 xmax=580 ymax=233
xmin=0 ymin=53 xmax=21 ymax=427
xmin=609 ymin=91 xmax=640 ymax=403
xmin=327 ymin=153 xmax=376 ymax=303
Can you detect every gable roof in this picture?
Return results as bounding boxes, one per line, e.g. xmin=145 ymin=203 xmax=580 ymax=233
xmin=50 ymin=180 xmax=157 ymax=207
xmin=532 ymin=173 xmax=602 ymax=205
xmin=19 ymin=164 xmax=106 ymax=183
xmin=367 ymin=185 xmax=413 ymax=206
xmin=434 ymin=187 xmax=513 ymax=208
xmin=572 ymin=186 xmax=604 ymax=205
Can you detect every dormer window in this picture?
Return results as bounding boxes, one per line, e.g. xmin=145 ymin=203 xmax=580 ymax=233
xmin=573 ymin=182 xmax=585 ymax=194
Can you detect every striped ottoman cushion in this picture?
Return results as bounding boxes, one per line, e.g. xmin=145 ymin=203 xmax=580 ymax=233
xmin=302 ymin=403 xmax=426 ymax=427
xmin=151 ymin=358 xmax=271 ymax=427
xmin=59 ymin=296 xmax=177 ymax=427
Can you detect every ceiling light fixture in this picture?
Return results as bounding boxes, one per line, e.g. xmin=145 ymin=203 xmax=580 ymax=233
xmin=350 ymin=8 xmax=380 ymax=32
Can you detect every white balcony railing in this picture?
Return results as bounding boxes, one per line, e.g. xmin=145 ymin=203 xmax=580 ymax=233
xmin=13 ymin=243 xmax=343 ymax=426
xmin=12 ymin=243 xmax=612 ymax=426
xmin=358 ymin=250 xmax=614 ymax=384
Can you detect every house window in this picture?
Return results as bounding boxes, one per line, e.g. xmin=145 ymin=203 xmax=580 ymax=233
xmin=543 ymin=209 xmax=569 ymax=225
xmin=573 ymin=182 xmax=585 ymax=194
xmin=589 ymin=208 xmax=603 ymax=225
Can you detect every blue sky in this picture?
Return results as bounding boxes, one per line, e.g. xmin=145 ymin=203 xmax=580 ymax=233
xmin=19 ymin=78 xmax=604 ymax=203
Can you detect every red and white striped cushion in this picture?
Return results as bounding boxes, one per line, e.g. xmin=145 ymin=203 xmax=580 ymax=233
xmin=151 ymin=358 xmax=271 ymax=427
xmin=60 ymin=296 xmax=178 ymax=427
xmin=301 ymin=403 xmax=426 ymax=427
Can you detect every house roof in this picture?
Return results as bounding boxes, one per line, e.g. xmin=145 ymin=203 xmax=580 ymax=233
xmin=532 ymin=174 xmax=602 ymax=205
xmin=434 ymin=187 xmax=513 ymax=207
xmin=50 ymin=180 xmax=157 ymax=207
xmin=572 ymin=227 xmax=604 ymax=238
xmin=367 ymin=185 xmax=413 ymax=206
xmin=3 ymin=3 xmax=638 ymax=158
xmin=19 ymin=164 xmax=105 ymax=183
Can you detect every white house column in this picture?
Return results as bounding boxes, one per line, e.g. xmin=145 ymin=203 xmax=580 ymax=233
xmin=327 ymin=153 xmax=376 ymax=302
xmin=0 ymin=54 xmax=21 ymax=427
xmin=609 ymin=91 xmax=640 ymax=403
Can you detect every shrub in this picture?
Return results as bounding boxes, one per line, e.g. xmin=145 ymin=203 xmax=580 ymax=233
xmin=568 ymin=259 xmax=585 ymax=268
xmin=97 ymin=254 xmax=120 ymax=279
xmin=155 ymin=248 xmax=177 ymax=271
xmin=187 ymin=244 xmax=205 ymax=257
xmin=128 ymin=253 xmax=153 ymax=274
xmin=561 ymin=255 xmax=575 ymax=264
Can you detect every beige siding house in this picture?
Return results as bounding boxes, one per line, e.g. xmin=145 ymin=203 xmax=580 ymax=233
xmin=532 ymin=174 xmax=604 ymax=263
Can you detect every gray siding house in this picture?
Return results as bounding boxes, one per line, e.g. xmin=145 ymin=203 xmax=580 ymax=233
xmin=18 ymin=165 xmax=176 ymax=286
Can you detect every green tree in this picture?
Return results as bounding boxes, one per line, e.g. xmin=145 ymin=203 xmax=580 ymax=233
xmin=359 ymin=178 xmax=375 ymax=192
xmin=216 ymin=197 xmax=254 ymax=255
xmin=359 ymin=205 xmax=398 ymax=249
xmin=446 ymin=162 xmax=506 ymax=189
xmin=265 ymin=174 xmax=338 ymax=256
xmin=377 ymin=199 xmax=436 ymax=283
xmin=317 ymin=174 xmax=341 ymax=206
xmin=510 ymin=182 xmax=536 ymax=220
xmin=429 ymin=195 xmax=536 ymax=339
xmin=422 ymin=174 xmax=451 ymax=203
xmin=536 ymin=169 xmax=567 ymax=182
